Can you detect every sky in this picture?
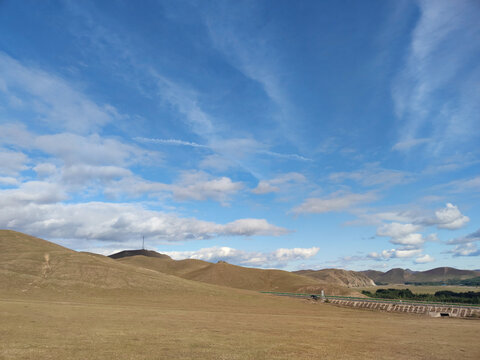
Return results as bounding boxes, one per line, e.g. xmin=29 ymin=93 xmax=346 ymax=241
xmin=0 ymin=0 xmax=479 ymax=271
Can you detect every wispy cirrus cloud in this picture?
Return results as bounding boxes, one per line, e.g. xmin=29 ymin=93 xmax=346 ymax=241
xmin=134 ymin=137 xmax=208 ymax=148
xmin=253 ymin=172 xmax=306 ymax=195
xmin=392 ymin=0 xmax=480 ymax=154
xmin=293 ymin=191 xmax=378 ymax=215
xmin=329 ymin=163 xmax=414 ymax=188
xmin=0 ymin=52 xmax=118 ymax=134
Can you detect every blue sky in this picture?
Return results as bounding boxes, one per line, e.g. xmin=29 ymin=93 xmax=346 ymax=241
xmin=0 ymin=0 xmax=479 ymax=271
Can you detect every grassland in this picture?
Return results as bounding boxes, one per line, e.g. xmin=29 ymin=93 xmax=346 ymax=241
xmin=2 ymin=294 xmax=480 ymax=360
xmin=1 ymin=230 xmax=480 ymax=359
xmin=115 ymin=254 xmax=358 ymax=295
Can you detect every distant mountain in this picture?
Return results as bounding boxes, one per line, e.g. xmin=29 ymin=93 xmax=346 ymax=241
xmin=360 ymin=267 xmax=480 ymax=284
xmin=108 ymin=249 xmax=171 ymax=260
xmin=113 ymin=253 xmax=359 ymax=295
xmin=293 ymin=268 xmax=375 ymax=287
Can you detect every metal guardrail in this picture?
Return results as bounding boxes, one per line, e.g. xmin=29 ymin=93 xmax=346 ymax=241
xmin=260 ymin=291 xmax=480 ymax=309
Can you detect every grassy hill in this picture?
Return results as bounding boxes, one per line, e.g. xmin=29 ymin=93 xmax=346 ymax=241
xmin=114 ymin=252 xmax=357 ymax=295
xmin=2 ymin=230 xmax=480 ymax=359
xmin=0 ymin=230 xmax=246 ymax=301
xmin=294 ymin=268 xmax=376 ymax=287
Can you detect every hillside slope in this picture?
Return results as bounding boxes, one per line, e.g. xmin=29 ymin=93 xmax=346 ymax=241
xmin=115 ymin=253 xmax=358 ymax=295
xmin=360 ymin=267 xmax=480 ymax=284
xmin=0 ymin=230 xmax=241 ymax=300
xmin=294 ymin=268 xmax=376 ymax=287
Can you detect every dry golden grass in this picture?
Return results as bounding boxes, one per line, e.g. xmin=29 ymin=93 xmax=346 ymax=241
xmin=2 ymin=295 xmax=479 ymax=360
xmin=294 ymin=268 xmax=375 ymax=287
xmin=1 ymin=230 xmax=480 ymax=359
xmin=116 ymin=254 xmax=358 ymax=295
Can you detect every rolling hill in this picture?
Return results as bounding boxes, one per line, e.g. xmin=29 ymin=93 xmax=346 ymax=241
xmin=0 ymin=230 xmax=356 ymax=298
xmin=0 ymin=230 xmax=248 ymax=301
xmin=294 ymin=268 xmax=376 ymax=287
xmin=112 ymin=251 xmax=358 ymax=295
xmin=360 ymin=267 xmax=480 ymax=284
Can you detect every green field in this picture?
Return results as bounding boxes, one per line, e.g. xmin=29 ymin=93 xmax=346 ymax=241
xmin=358 ymin=284 xmax=480 ymax=295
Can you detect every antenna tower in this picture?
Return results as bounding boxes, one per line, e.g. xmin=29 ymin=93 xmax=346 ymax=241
xmin=142 ymin=235 xmax=145 ymax=250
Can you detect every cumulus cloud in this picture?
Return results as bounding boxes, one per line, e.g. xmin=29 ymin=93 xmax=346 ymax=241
xmin=33 ymin=163 xmax=57 ymax=177
xmin=368 ymin=248 xmax=423 ymax=261
xmin=0 ymin=181 xmax=67 ymax=206
xmin=352 ymin=203 xmax=469 ymax=231
xmin=0 ymin=176 xmax=20 ymax=186
xmin=414 ymin=254 xmax=435 ymax=264
xmin=0 ymin=198 xmax=288 ymax=243
xmin=252 ymin=172 xmax=306 ymax=195
xmin=448 ymin=243 xmax=480 ymax=257
xmin=165 ymin=246 xmax=319 ymax=268
xmin=376 ymin=222 xmax=425 ymax=247
xmin=431 ymin=203 xmax=470 ymax=229
xmin=61 ymin=164 xmax=132 ymax=186
xmin=293 ymin=192 xmax=377 ymax=214
xmin=446 ymin=228 xmax=480 ymax=258
xmin=0 ymin=148 xmax=29 ymax=175
xmin=169 ymin=171 xmax=243 ymax=204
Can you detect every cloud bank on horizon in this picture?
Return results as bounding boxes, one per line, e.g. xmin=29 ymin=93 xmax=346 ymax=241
xmin=0 ymin=0 xmax=479 ymax=270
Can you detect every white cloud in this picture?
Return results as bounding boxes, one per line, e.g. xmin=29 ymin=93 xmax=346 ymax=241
xmin=165 ymin=246 xmax=319 ymax=268
xmin=33 ymin=163 xmax=57 ymax=177
xmin=376 ymin=222 xmax=425 ymax=246
xmin=252 ymin=172 xmax=306 ymax=195
xmin=428 ymin=203 xmax=470 ymax=230
xmin=0 ymin=125 xmax=156 ymax=169
xmin=0 ymin=199 xmax=288 ymax=243
xmin=414 ymin=254 xmax=435 ymax=264
xmin=441 ymin=176 xmax=480 ymax=193
xmin=0 ymin=148 xmax=29 ymax=175
xmin=392 ymin=138 xmax=430 ymax=151
xmin=134 ymin=137 xmax=208 ymax=148
xmin=34 ymin=133 xmax=150 ymax=167
xmin=61 ymin=164 xmax=132 ymax=186
xmin=0 ymin=181 xmax=67 ymax=206
xmin=293 ymin=192 xmax=377 ymax=214
xmin=222 ymin=219 xmax=289 ymax=237
xmin=199 ymin=154 xmax=234 ymax=171
xmin=0 ymin=176 xmax=19 ymax=186
xmin=448 ymin=243 xmax=480 ymax=257
xmin=368 ymin=248 xmax=423 ymax=260
xmin=259 ymin=150 xmax=311 ymax=162
xmin=447 ymin=228 xmax=480 ymax=245
xmin=352 ymin=203 xmax=469 ymax=232
xmin=169 ymin=171 xmax=243 ymax=204
xmin=0 ymin=52 xmax=117 ymax=133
